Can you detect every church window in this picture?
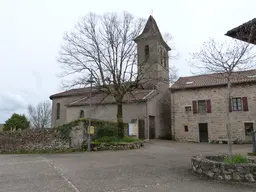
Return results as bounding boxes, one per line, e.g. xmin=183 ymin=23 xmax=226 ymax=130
xmin=160 ymin=48 xmax=163 ymax=65
xmin=145 ymin=45 xmax=149 ymax=59
xmin=56 ymin=103 xmax=60 ymax=120
xmin=164 ymin=51 xmax=167 ymax=68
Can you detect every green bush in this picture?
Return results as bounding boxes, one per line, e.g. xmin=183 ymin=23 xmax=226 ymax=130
xmin=223 ymin=154 xmax=248 ymax=164
xmin=57 ymin=118 xmax=128 ymax=140
xmin=3 ymin=113 xmax=30 ymax=131
xmin=96 ymin=124 xmax=117 ymax=138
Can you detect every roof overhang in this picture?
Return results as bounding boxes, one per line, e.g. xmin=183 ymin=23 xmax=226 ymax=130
xmin=225 ymin=18 xmax=256 ymax=45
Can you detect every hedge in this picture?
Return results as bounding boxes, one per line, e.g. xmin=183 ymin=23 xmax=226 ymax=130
xmin=57 ymin=118 xmax=128 ymax=140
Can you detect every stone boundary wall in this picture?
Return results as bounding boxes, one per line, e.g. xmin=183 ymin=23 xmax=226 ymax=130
xmin=0 ymin=129 xmax=69 ymax=153
xmin=83 ymin=141 xmax=144 ymax=151
xmin=191 ymin=155 xmax=256 ymax=182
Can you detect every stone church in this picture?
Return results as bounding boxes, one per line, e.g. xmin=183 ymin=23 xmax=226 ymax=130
xmin=50 ymin=15 xmax=172 ymax=139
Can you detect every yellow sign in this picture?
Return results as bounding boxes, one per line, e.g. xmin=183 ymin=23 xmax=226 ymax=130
xmin=89 ymin=126 xmax=94 ymax=134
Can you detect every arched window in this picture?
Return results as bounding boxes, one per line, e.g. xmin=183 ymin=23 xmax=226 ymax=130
xmin=164 ymin=51 xmax=167 ymax=68
xmin=79 ymin=110 xmax=84 ymax=118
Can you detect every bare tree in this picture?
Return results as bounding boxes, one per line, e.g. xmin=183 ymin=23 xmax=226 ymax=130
xmin=169 ymin=64 xmax=178 ymax=84
xmin=28 ymin=101 xmax=52 ymax=129
xmin=191 ymin=38 xmax=256 ymax=160
xmin=58 ymin=12 xmax=173 ymax=137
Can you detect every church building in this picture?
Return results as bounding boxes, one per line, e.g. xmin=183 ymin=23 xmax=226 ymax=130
xmin=50 ymin=15 xmax=172 ymax=139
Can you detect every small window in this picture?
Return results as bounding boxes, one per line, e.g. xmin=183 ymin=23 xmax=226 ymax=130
xmin=244 ymin=123 xmax=254 ymax=136
xmin=198 ymin=100 xmax=207 ymax=113
xmin=185 ymin=106 xmax=192 ymax=112
xmin=160 ymin=48 xmax=163 ymax=65
xmin=232 ymin=97 xmax=242 ymax=111
xmin=164 ymin=51 xmax=167 ymax=68
xmin=79 ymin=110 xmax=84 ymax=118
xmin=145 ymin=45 xmax=149 ymax=59
xmin=184 ymin=125 xmax=188 ymax=132
xmin=56 ymin=103 xmax=60 ymax=120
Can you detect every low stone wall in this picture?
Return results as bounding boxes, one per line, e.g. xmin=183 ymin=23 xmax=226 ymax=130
xmin=82 ymin=141 xmax=144 ymax=151
xmin=191 ymin=155 xmax=256 ymax=182
xmin=0 ymin=129 xmax=69 ymax=153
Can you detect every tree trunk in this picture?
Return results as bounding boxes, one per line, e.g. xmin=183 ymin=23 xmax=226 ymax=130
xmin=117 ymin=102 xmax=124 ymax=138
xmin=226 ymin=80 xmax=233 ymax=160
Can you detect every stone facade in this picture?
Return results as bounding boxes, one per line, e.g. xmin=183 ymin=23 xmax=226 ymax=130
xmin=191 ymin=155 xmax=256 ymax=182
xmin=171 ymin=84 xmax=256 ymax=142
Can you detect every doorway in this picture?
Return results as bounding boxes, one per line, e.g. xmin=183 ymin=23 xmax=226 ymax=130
xmin=149 ymin=116 xmax=155 ymax=139
xmin=199 ymin=123 xmax=208 ymax=142
xmin=138 ymin=119 xmax=145 ymax=139
xmin=244 ymin=123 xmax=254 ymax=141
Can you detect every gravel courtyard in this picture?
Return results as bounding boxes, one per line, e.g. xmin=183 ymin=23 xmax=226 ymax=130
xmin=0 ymin=140 xmax=255 ymax=192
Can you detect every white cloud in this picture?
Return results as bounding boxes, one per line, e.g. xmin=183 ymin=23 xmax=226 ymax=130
xmin=0 ymin=93 xmax=28 ymax=123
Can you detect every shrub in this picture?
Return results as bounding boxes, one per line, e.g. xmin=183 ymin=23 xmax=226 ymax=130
xmin=3 ymin=113 xmax=30 ymax=131
xmin=96 ymin=124 xmax=118 ymax=138
xmin=223 ymin=154 xmax=248 ymax=164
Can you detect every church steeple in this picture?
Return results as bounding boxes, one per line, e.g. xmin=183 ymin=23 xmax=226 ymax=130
xmin=134 ymin=15 xmax=171 ymax=51
xmin=134 ymin=15 xmax=171 ymax=90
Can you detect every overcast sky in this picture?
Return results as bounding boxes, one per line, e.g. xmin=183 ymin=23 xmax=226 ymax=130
xmin=0 ymin=0 xmax=255 ymax=123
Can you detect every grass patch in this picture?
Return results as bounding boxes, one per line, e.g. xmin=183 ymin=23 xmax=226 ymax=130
xmin=93 ymin=136 xmax=140 ymax=144
xmin=223 ymin=154 xmax=248 ymax=164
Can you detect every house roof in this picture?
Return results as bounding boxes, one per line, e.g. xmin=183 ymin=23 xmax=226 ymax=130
xmin=171 ymin=69 xmax=256 ymax=91
xmin=49 ymin=87 xmax=98 ymax=99
xmin=134 ymin=15 xmax=171 ymax=51
xmin=68 ymin=89 xmax=158 ymax=107
xmin=225 ymin=18 xmax=256 ymax=45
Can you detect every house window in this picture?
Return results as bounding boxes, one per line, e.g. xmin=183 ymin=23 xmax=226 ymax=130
xmin=244 ymin=123 xmax=254 ymax=136
xmin=232 ymin=97 xmax=242 ymax=111
xmin=56 ymin=103 xmax=60 ymax=120
xmin=145 ymin=45 xmax=149 ymax=59
xmin=198 ymin=100 xmax=207 ymax=113
xmin=185 ymin=106 xmax=192 ymax=112
xmin=79 ymin=110 xmax=84 ymax=118
xmin=184 ymin=125 xmax=188 ymax=132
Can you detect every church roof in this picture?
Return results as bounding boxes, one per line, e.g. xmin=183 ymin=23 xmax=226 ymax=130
xmin=49 ymin=87 xmax=97 ymax=99
xmin=67 ymin=89 xmax=159 ymax=106
xmin=225 ymin=18 xmax=256 ymax=45
xmin=134 ymin=15 xmax=171 ymax=50
xmin=171 ymin=69 xmax=256 ymax=91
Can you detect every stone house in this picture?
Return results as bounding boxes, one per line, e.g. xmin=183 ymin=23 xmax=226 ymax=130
xmin=171 ymin=70 xmax=256 ymax=143
xmin=50 ymin=15 xmax=171 ymax=139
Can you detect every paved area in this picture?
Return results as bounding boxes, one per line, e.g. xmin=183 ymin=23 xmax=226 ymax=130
xmin=0 ymin=141 xmax=256 ymax=192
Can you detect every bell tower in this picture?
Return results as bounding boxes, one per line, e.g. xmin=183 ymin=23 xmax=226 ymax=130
xmin=134 ymin=15 xmax=171 ymax=90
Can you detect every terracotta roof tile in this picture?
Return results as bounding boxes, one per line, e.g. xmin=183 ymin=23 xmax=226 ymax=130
xmin=171 ymin=70 xmax=256 ymax=90
xmin=68 ymin=89 xmax=158 ymax=106
xmin=49 ymin=87 xmax=98 ymax=99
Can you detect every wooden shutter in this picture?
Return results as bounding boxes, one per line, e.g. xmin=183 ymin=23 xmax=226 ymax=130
xmin=206 ymin=100 xmax=211 ymax=113
xmin=192 ymin=100 xmax=197 ymax=114
xmin=229 ymin=98 xmax=232 ymax=112
xmin=242 ymin=97 xmax=248 ymax=111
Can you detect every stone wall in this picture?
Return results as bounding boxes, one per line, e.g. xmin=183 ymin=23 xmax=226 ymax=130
xmin=0 ymin=129 xmax=69 ymax=153
xmin=172 ymin=84 xmax=256 ymax=142
xmin=82 ymin=141 xmax=144 ymax=151
xmin=191 ymin=155 xmax=256 ymax=182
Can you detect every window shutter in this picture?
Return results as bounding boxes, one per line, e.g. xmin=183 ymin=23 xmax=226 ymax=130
xmin=242 ymin=97 xmax=248 ymax=111
xmin=192 ymin=100 xmax=197 ymax=114
xmin=229 ymin=98 xmax=232 ymax=112
xmin=206 ymin=100 xmax=211 ymax=113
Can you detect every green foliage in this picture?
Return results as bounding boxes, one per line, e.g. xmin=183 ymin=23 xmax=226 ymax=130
xmin=96 ymin=124 xmax=118 ymax=138
xmin=94 ymin=136 xmax=140 ymax=144
xmin=3 ymin=113 xmax=30 ymax=131
xmin=57 ymin=118 xmax=128 ymax=140
xmin=223 ymin=154 xmax=248 ymax=164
